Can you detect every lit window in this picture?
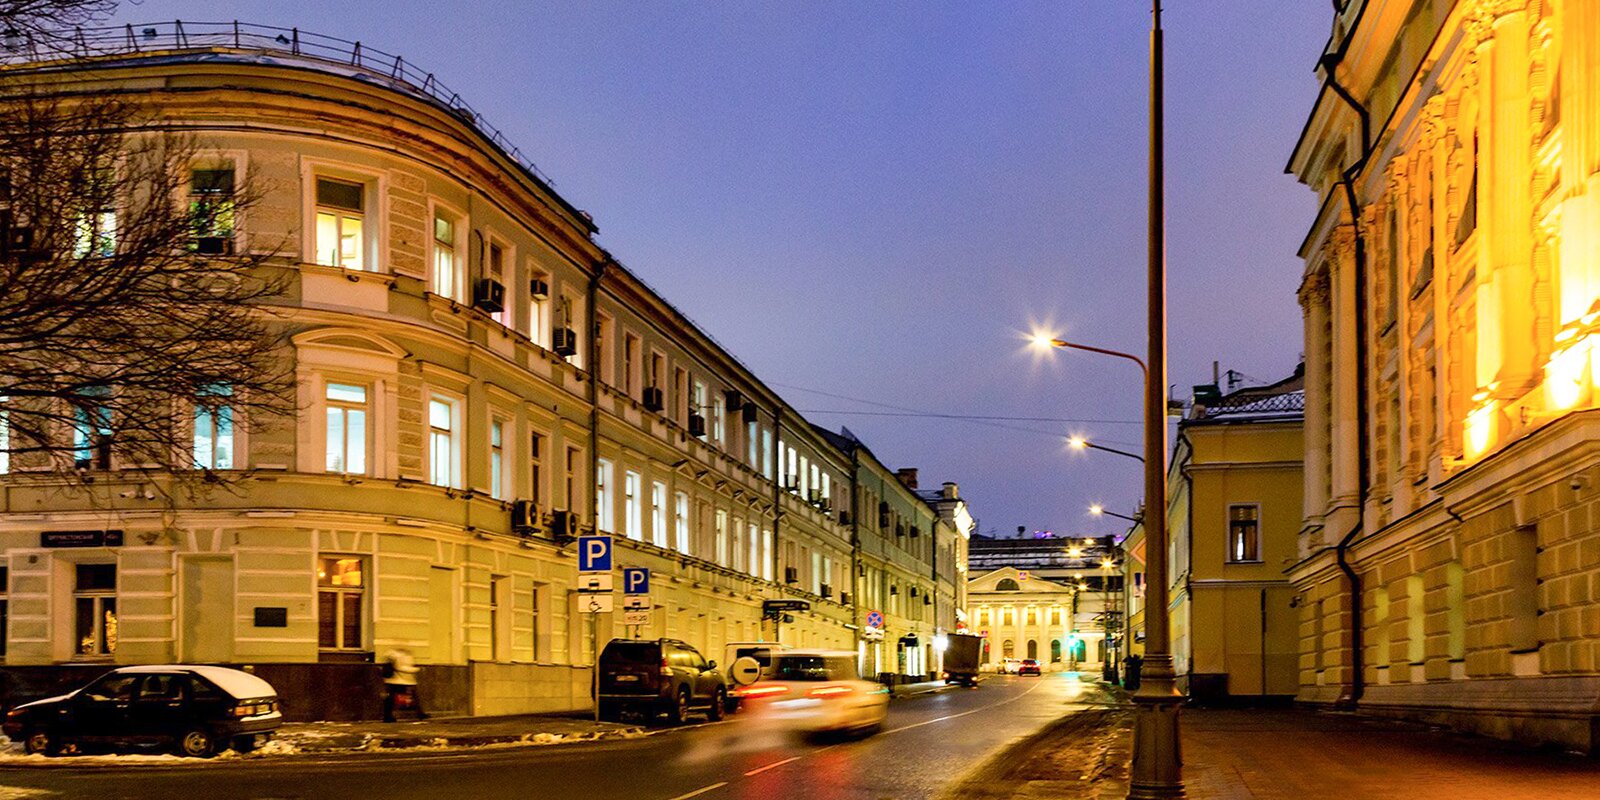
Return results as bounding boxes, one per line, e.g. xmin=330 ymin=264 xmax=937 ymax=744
xmin=490 ymin=419 xmax=507 ymax=500
xmin=528 ymin=269 xmax=550 ymax=348
xmin=0 ymin=397 xmax=11 ymax=474
xmin=748 ymin=523 xmax=760 ymax=577
xmin=529 ymin=431 xmax=545 ymax=506
xmin=317 ymin=556 xmax=364 ymax=650
xmin=432 ymin=213 xmax=458 ymax=300
xmin=595 ymin=459 xmax=614 ymax=533
xmin=624 ymin=470 xmax=642 ymax=541
xmin=761 ymin=429 xmax=773 ymax=479
xmin=1227 ymin=505 xmax=1260 ymax=562
xmin=715 ymin=510 xmax=729 ymax=566
xmin=190 ymin=166 xmax=236 ymax=253
xmin=651 ymin=482 xmax=668 ymax=548
xmin=73 ymin=210 xmax=117 ymax=258
xmin=74 ymin=564 xmax=117 ymax=657
xmin=712 ymin=395 xmax=725 ymax=445
xmin=487 ymin=241 xmax=509 ymax=327
xmin=674 ymin=492 xmax=690 ymax=554
xmin=428 ymin=397 xmax=460 ymax=488
xmin=747 ymin=420 xmax=758 ymax=467
xmin=314 ymin=177 xmax=364 ymax=270
xmin=193 ymin=385 xmax=235 ymax=470
xmin=325 ymin=383 xmax=368 ymax=474
xmin=692 ymin=381 xmax=707 ymax=438
xmin=72 ymin=386 xmax=113 ymax=470
xmin=761 ymin=529 xmax=773 ymax=581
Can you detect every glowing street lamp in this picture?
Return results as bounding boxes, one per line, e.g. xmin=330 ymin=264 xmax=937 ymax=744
xmin=1067 ymin=435 xmax=1146 ymax=463
xmin=1089 ymin=503 xmax=1140 ymax=523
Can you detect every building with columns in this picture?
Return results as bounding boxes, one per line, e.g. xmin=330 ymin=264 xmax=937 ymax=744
xmin=0 ymin=24 xmax=965 ymax=719
xmin=1288 ymin=0 xmax=1600 ymax=751
xmin=968 ymin=567 xmax=1105 ymax=671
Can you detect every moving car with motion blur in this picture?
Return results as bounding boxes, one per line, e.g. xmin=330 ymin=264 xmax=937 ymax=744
xmin=596 ymin=638 xmax=728 ymax=724
xmin=733 ymin=649 xmax=888 ymax=737
xmin=1017 ymin=659 xmax=1043 ymax=676
xmin=2 ymin=665 xmax=282 ymax=757
xmin=723 ymin=641 xmax=789 ymax=712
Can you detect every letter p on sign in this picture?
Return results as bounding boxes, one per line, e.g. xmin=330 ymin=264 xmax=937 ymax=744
xmin=624 ymin=568 xmax=650 ymax=595
xmin=578 ymin=535 xmax=612 ymax=572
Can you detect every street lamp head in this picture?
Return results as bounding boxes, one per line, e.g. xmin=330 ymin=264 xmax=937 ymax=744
xmin=1101 ymin=558 xmax=1117 ymax=570
xmin=1067 ymin=435 xmax=1088 ymax=450
xmin=1089 ymin=503 xmax=1104 ymax=516
xmin=1028 ymin=330 xmax=1060 ymax=352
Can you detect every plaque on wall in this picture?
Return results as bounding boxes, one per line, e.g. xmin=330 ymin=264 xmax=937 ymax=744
xmin=41 ymin=530 xmax=124 ymax=548
xmin=253 ymin=607 xmax=289 ymax=628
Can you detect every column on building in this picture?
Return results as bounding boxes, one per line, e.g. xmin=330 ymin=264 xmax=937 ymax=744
xmin=1558 ymin=1 xmax=1600 ymax=338
xmin=1477 ymin=6 xmax=1536 ymax=394
xmin=1300 ymin=266 xmax=1332 ymax=550
xmin=1326 ymin=225 xmax=1362 ymax=534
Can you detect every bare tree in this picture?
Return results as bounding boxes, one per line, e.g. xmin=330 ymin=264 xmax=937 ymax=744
xmin=0 ymin=1 xmax=114 ymax=43
xmin=0 ymin=86 xmax=294 ymax=489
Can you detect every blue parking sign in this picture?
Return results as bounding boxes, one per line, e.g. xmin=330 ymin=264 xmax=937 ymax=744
xmin=578 ymin=535 xmax=612 ymax=572
xmin=623 ymin=568 xmax=650 ymax=595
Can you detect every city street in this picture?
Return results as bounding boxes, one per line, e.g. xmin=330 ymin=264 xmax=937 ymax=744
xmin=0 ymin=675 xmax=1100 ymax=800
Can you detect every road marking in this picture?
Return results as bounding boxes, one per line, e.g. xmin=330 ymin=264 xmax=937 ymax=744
xmin=743 ymin=756 xmax=800 ymax=776
xmin=666 ymin=781 xmax=728 ymax=800
xmin=878 ymin=675 xmax=1049 ymax=736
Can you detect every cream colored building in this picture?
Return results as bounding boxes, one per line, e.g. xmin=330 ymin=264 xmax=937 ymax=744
xmin=1289 ymin=1 xmax=1600 ymax=751
xmin=0 ymin=26 xmax=963 ymax=719
xmin=968 ymin=567 xmax=1109 ymax=672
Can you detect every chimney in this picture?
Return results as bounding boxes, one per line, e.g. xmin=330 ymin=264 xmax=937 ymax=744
xmin=895 ymin=468 xmax=919 ymax=489
xmin=941 ymin=481 xmax=959 ymax=500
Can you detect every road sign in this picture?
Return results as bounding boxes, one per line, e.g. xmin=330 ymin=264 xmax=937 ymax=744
xmin=763 ymin=599 xmax=811 ymax=614
xmin=622 ymin=594 xmax=651 ymax=610
xmin=865 ymin=610 xmax=884 ymax=629
xmin=622 ymin=609 xmax=650 ymax=626
xmin=583 ymin=593 xmax=614 ymax=614
xmin=578 ymin=573 xmax=613 ymax=593
xmin=861 ymin=627 xmax=884 ymax=640
xmin=623 ymin=568 xmax=650 ymax=595
xmin=578 ymin=535 xmax=612 ymax=572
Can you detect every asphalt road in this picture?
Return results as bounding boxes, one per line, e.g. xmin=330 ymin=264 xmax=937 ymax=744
xmin=0 ymin=674 xmax=1101 ymax=800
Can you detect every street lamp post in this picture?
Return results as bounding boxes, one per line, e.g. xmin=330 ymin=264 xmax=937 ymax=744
xmin=1129 ymin=2 xmax=1184 ymax=798
xmin=1089 ymin=503 xmax=1140 ymax=524
xmin=1068 ymin=436 xmax=1146 ymax=463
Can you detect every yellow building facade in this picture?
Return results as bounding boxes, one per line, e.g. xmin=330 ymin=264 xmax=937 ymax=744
xmin=1289 ymin=1 xmax=1600 ymax=750
xmin=0 ymin=26 xmax=963 ymax=719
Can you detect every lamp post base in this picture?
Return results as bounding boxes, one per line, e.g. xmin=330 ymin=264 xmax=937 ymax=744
xmin=1126 ymin=653 xmax=1185 ymax=799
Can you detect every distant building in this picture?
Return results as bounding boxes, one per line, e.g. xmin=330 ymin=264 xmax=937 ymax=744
xmin=1125 ymin=368 xmax=1304 ymax=702
xmin=968 ymin=534 xmax=1122 ymax=672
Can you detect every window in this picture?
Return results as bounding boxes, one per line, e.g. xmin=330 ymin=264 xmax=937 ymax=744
xmin=596 ymin=459 xmax=615 ymax=533
xmin=314 ymin=177 xmax=365 ymax=270
xmin=529 ymin=432 xmax=545 ymax=506
xmin=996 ymin=578 xmax=1020 ymax=591
xmin=692 ymin=381 xmax=707 ymax=437
xmin=427 ymin=396 xmax=461 ymax=488
xmin=799 ymin=456 xmax=810 ymax=497
xmin=73 ymin=210 xmax=116 ymax=258
xmin=775 ymin=438 xmax=786 ymax=485
xmin=674 ymin=491 xmax=690 ymax=554
xmin=731 ymin=517 xmax=745 ymax=572
xmin=74 ymin=563 xmax=117 ymax=657
xmin=193 ymin=385 xmax=234 ymax=470
xmin=762 ymin=528 xmax=773 ymax=581
xmin=72 ymin=386 xmax=113 ymax=470
xmin=747 ymin=420 xmax=759 ymax=467
xmin=1509 ymin=524 xmax=1539 ymax=652
xmin=787 ymin=448 xmax=798 ymax=490
xmin=623 ymin=334 xmax=640 ymax=399
xmin=489 ymin=419 xmax=507 ymax=500
xmin=486 ymin=240 xmax=510 ymax=327
xmin=651 ymin=482 xmax=668 ymax=547
xmin=528 ymin=268 xmax=550 ymax=348
xmin=711 ymin=395 xmax=725 ymax=445
xmin=1227 ymin=505 xmax=1260 ymax=562
xmin=761 ymin=428 xmax=773 ymax=479
xmin=748 ymin=523 xmax=760 ymax=577
xmin=811 ymin=551 xmax=822 ymax=594
xmin=189 ymin=166 xmax=235 ymax=253
xmin=325 ymin=382 xmax=368 ymax=474
xmin=432 ymin=211 xmax=460 ymax=300
xmin=565 ymin=447 xmax=581 ymax=514
xmin=715 ymin=510 xmax=729 ymax=566
xmin=809 ymin=462 xmax=820 ymax=500
xmin=596 ymin=315 xmax=615 ymax=385
xmin=0 ymin=397 xmax=11 ymax=474
xmin=317 ymin=556 xmax=364 ymax=651
xmin=624 ymin=470 xmax=642 ymax=541
xmin=648 ymin=352 xmax=665 ymax=396
xmin=673 ymin=367 xmax=688 ymax=425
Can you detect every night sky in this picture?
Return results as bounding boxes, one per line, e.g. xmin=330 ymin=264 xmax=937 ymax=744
xmin=112 ymin=1 xmax=1330 ymax=538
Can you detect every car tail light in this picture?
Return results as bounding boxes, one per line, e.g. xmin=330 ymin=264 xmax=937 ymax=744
xmin=733 ymin=684 xmax=789 ymax=699
xmin=808 ymin=685 xmax=854 ymax=699
xmin=660 ymin=657 xmax=672 ymax=677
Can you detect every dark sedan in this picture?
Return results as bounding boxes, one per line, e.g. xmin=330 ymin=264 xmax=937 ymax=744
xmin=2 ymin=665 xmax=282 ymax=757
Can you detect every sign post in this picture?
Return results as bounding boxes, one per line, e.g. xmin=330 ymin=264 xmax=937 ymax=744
xmin=622 ymin=568 xmax=650 ymax=637
xmin=578 ymin=535 xmax=613 ymax=723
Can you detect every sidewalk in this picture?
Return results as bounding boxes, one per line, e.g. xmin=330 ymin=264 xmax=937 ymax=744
xmin=269 ymin=713 xmax=645 ymax=754
xmin=954 ymin=699 xmax=1600 ymax=800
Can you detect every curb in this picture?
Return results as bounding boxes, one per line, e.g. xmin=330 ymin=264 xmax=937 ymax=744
xmin=323 ymin=725 xmax=647 ymax=752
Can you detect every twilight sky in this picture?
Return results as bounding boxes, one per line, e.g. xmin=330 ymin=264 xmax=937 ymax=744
xmin=115 ymin=1 xmax=1329 ymax=538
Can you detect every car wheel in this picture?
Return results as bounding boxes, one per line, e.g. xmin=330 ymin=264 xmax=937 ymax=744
xmin=23 ymin=729 xmax=59 ymax=757
xmin=667 ymin=688 xmax=689 ymax=725
xmin=177 ymin=727 xmax=217 ymax=758
xmin=706 ymin=688 xmax=726 ymax=722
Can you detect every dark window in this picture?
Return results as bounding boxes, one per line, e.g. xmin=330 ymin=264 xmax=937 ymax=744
xmin=137 ymin=674 xmax=187 ymax=701
xmin=995 ymin=578 xmax=1020 ymax=591
xmin=83 ymin=674 xmax=137 ymax=702
xmin=315 ymin=177 xmax=364 ymax=212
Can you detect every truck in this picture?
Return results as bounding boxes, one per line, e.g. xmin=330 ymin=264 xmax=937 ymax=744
xmin=941 ymin=633 xmax=984 ymax=686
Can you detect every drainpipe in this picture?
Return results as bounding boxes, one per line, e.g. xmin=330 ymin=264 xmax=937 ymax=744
xmin=771 ymin=409 xmax=784 ymax=641
xmin=1319 ymin=3 xmax=1373 ymax=705
xmin=587 ymin=258 xmax=609 ymax=536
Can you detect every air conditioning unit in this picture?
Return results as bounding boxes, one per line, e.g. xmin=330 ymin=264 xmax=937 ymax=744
xmin=2 ymin=224 xmax=35 ymax=258
xmin=472 ymin=278 xmax=506 ymax=313
xmin=511 ymin=500 xmax=541 ymax=531
xmin=890 ymin=585 xmax=899 ymax=596
xmin=741 ymin=403 xmax=758 ymax=424
xmin=910 ymin=587 xmax=920 ymax=597
xmin=784 ymin=566 xmax=799 ymax=584
xmin=896 ymin=524 xmax=906 ymax=537
xmin=552 ymin=327 xmax=578 ymax=357
xmin=910 ymin=526 xmax=921 ymax=538
xmin=838 ymin=510 xmax=853 ymax=526
xmin=688 ymin=413 xmax=707 ymax=438
xmin=550 ymin=509 xmax=579 ymax=545
xmin=840 ymin=591 xmax=852 ymax=605
xmin=194 ymin=236 xmax=232 ymax=255
xmin=923 ymin=595 xmax=933 ymax=606
xmin=528 ymin=278 xmax=550 ymax=299
xmin=820 ymin=583 xmax=833 ymax=599
xmin=724 ymin=390 xmax=744 ymax=412
xmin=642 ymin=387 xmax=665 ymax=412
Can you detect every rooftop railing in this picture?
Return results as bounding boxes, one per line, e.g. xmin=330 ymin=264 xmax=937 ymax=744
xmin=0 ymin=20 xmax=558 ymax=188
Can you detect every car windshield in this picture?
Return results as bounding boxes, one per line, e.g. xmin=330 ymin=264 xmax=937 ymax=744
xmin=771 ymin=656 xmax=857 ymax=681
xmin=82 ymin=674 xmax=138 ymax=702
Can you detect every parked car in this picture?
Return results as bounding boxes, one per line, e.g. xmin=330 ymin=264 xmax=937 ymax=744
xmin=1017 ymin=659 xmax=1043 ymax=676
xmin=2 ymin=665 xmax=282 ymax=757
xmin=739 ymin=649 xmax=888 ymax=736
xmin=597 ymin=638 xmax=727 ymax=724
xmin=999 ymin=658 xmax=1022 ymax=675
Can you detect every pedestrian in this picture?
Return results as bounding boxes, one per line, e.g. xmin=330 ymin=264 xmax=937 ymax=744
xmin=381 ymin=646 xmax=429 ymax=722
xmin=1123 ymin=653 xmax=1144 ymax=693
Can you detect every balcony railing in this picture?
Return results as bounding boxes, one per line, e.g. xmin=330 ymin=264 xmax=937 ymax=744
xmin=0 ymin=21 xmax=558 ymax=189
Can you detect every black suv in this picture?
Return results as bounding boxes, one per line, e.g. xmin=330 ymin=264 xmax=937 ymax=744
xmin=2 ymin=665 xmax=282 ymax=757
xmin=597 ymin=638 xmax=727 ymax=724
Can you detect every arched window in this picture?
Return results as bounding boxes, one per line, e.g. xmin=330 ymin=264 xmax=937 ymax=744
xmin=1026 ymin=640 xmax=1038 ymax=660
xmin=996 ymin=578 xmax=1020 ymax=591
xmin=1051 ymin=639 xmax=1062 ymax=663
xmin=1002 ymin=639 xmax=1015 ymax=659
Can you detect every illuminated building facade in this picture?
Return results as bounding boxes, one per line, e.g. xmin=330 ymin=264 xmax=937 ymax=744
xmin=1289 ymin=0 xmax=1600 ymax=750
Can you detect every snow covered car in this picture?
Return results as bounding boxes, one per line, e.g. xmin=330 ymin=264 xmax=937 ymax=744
xmin=2 ymin=665 xmax=282 ymax=757
xmin=742 ymin=649 xmax=889 ymax=736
